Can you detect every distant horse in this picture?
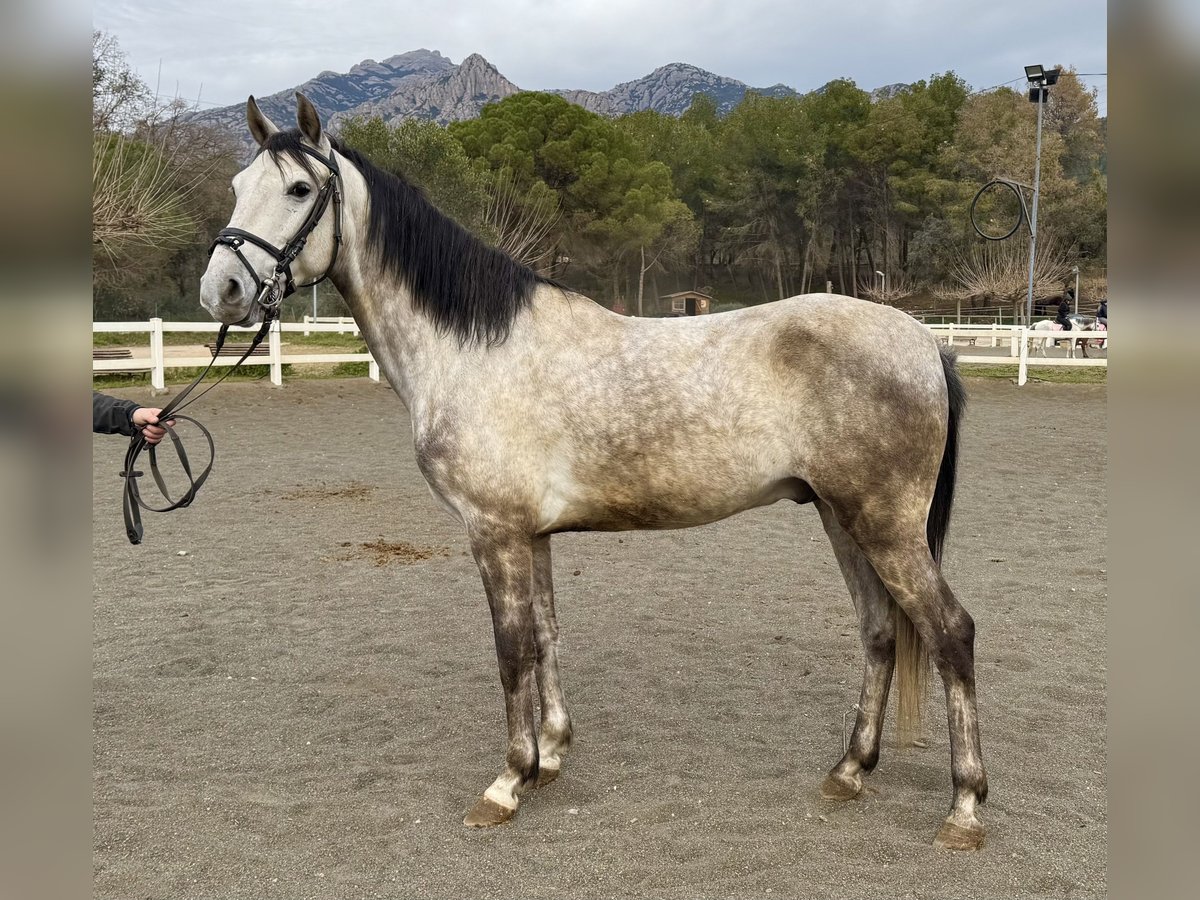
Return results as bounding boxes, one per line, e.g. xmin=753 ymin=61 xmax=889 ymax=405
xmin=1030 ymin=318 xmax=1098 ymax=358
xmin=198 ymin=94 xmax=988 ymax=850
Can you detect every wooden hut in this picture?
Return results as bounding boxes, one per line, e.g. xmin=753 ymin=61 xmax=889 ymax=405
xmin=661 ymin=290 xmax=713 ymax=316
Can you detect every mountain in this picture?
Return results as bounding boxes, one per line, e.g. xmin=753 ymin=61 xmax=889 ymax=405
xmin=188 ymin=48 xmax=455 ymax=135
xmin=190 ymin=51 xmax=899 ymax=146
xmin=330 ymin=54 xmax=519 ymax=127
xmin=552 ymin=62 xmax=798 ymax=116
xmin=870 ymin=83 xmax=908 ymax=102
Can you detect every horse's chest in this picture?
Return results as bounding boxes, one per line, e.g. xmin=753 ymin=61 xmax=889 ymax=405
xmin=412 ymin=423 xmax=471 ymax=519
xmin=412 ymin=420 xmax=528 ymax=520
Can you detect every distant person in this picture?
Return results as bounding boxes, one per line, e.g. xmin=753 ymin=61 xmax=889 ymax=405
xmin=1055 ymin=293 xmax=1073 ymax=332
xmin=92 ymin=391 xmax=171 ymax=445
xmin=1096 ymin=298 xmax=1107 ymax=327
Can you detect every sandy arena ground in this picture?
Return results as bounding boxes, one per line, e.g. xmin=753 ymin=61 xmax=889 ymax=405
xmin=93 ymin=376 xmax=1107 ymax=899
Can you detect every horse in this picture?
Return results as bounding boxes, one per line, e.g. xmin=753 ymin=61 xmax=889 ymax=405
xmin=198 ymin=94 xmax=989 ymax=851
xmin=1030 ymin=318 xmax=1097 ymax=358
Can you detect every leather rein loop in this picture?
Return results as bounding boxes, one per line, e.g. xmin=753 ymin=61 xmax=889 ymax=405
xmin=120 ymin=144 xmax=343 ymax=545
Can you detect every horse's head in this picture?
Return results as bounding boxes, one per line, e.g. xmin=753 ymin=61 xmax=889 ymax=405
xmin=200 ymin=94 xmax=341 ymax=326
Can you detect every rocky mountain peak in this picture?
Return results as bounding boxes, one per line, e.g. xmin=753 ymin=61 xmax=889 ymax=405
xmin=188 ymin=50 xmax=904 ymax=148
xmin=332 ymin=52 xmax=518 ymax=126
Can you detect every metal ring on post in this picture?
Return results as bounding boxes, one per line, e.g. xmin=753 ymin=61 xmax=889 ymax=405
xmin=969 ymin=179 xmax=1028 ymax=242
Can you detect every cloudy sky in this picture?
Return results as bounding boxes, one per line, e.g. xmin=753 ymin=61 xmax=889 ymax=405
xmin=93 ymin=0 xmax=1108 ymax=114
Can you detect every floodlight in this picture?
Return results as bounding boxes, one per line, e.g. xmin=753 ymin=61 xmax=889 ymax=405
xmin=1024 ymin=64 xmax=1044 ymax=81
xmin=1044 ymin=67 xmax=1061 ymax=85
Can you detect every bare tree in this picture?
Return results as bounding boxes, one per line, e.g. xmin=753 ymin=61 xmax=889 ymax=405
xmin=858 ymin=267 xmax=918 ymax=304
xmin=945 ymin=235 xmax=1073 ymax=322
xmin=92 ymin=30 xmax=153 ymax=132
xmin=92 ymin=133 xmax=193 ymax=259
xmin=92 ymin=31 xmax=237 ymax=278
xmin=484 ymin=171 xmax=559 ymax=272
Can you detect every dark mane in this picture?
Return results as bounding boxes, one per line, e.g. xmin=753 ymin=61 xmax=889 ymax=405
xmin=261 ymin=130 xmax=551 ymax=347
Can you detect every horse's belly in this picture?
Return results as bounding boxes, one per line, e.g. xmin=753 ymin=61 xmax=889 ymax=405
xmin=537 ymin=475 xmax=811 ymax=533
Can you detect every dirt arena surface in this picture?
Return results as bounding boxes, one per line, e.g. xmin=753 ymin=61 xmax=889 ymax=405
xmin=93 ymin=377 xmax=1107 ymax=899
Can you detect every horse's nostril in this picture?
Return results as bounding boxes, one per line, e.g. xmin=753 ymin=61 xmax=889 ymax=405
xmin=222 ymin=278 xmax=242 ymax=303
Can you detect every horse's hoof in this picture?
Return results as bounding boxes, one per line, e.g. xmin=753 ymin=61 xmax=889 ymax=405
xmin=933 ymin=820 xmax=985 ymax=851
xmin=536 ymin=764 xmax=560 ymax=788
xmin=819 ymin=771 xmax=862 ymax=801
xmin=463 ymin=796 xmax=516 ymax=828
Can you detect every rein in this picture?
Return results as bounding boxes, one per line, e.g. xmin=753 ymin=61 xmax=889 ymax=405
xmin=119 ymin=143 xmax=343 ymax=545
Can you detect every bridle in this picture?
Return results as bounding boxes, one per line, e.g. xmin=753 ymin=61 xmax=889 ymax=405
xmin=118 ymin=142 xmax=343 ymax=545
xmin=209 ymin=143 xmax=343 ymax=322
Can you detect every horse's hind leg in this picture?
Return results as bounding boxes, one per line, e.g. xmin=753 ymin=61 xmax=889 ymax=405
xmin=531 ymin=536 xmax=572 ymax=786
xmin=851 ymin=528 xmax=988 ymax=850
xmin=815 ymin=501 xmax=897 ymax=801
xmin=462 ymin=525 xmax=540 ymax=827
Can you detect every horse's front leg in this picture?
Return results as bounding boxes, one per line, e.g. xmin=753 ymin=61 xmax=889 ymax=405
xmin=463 ymin=524 xmax=540 ymax=827
xmin=532 ymin=536 xmax=572 ymax=785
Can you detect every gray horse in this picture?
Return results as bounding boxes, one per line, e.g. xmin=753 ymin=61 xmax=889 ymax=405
xmin=199 ymin=94 xmax=988 ymax=851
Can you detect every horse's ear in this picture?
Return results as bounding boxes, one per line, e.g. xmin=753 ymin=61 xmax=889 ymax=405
xmin=295 ymin=92 xmax=325 ymax=148
xmin=246 ymin=96 xmax=279 ymax=147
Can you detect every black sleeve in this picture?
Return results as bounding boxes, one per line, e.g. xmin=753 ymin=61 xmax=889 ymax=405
xmin=93 ymin=391 xmax=140 ymax=436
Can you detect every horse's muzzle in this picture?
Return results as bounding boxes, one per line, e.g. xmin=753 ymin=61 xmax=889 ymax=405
xmin=200 ymin=270 xmax=257 ymax=326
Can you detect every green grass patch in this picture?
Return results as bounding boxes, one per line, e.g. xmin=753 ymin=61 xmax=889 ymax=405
xmin=93 ymin=331 xmax=216 ymax=347
xmin=959 ymin=363 xmax=1107 ymax=384
xmin=329 ymin=361 xmax=370 ymax=378
xmin=92 ymin=365 xmax=287 ymax=390
xmin=94 ymin=330 xmax=365 ymax=351
xmin=284 ymin=332 xmax=366 ymax=350
xmin=91 ymin=361 xmax=382 ymax=390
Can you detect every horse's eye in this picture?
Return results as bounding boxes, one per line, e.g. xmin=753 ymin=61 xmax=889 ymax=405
xmin=288 ymin=182 xmax=312 ymax=198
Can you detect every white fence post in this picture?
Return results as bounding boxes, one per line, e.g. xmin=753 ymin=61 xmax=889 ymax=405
xmin=303 ymin=314 xmax=311 ymax=336
xmin=149 ymin=317 xmax=165 ymax=392
xmin=269 ymin=320 xmax=283 ymax=386
xmin=1018 ymin=327 xmax=1029 ymax=386
xmin=368 ymin=353 xmax=380 ymax=382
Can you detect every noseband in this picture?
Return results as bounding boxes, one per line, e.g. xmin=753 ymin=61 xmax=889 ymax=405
xmin=208 ymin=143 xmax=343 ymax=322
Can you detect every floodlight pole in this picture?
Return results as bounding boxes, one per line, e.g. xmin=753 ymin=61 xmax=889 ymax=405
xmin=1024 ymin=84 xmax=1045 ymax=326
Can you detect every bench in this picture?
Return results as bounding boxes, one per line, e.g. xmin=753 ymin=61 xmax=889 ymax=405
xmin=206 ymin=342 xmax=270 ymax=358
xmin=92 ymin=346 xmax=145 ymax=375
xmin=93 ymin=348 xmax=133 ymax=360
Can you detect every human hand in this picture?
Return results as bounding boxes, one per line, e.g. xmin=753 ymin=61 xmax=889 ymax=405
xmin=132 ymin=407 xmax=174 ymax=445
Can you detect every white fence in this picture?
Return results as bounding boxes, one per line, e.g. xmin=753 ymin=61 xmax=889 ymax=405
xmin=94 ymin=319 xmax=1104 ymax=390
xmin=927 ymin=323 xmax=1107 ymax=386
xmin=301 ymin=315 xmax=359 ymax=336
xmin=93 ymin=318 xmax=379 ymax=390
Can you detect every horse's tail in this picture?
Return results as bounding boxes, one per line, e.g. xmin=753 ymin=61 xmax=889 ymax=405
xmin=894 ymin=343 xmax=966 ymax=744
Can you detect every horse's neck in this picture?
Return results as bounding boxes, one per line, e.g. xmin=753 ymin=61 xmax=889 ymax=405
xmin=335 ymin=267 xmax=595 ymax=419
xmin=332 ymin=265 xmax=441 ymax=408
xmin=321 ymin=164 xmax=445 ymax=409
xmin=325 ymin=158 xmax=607 ymax=414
